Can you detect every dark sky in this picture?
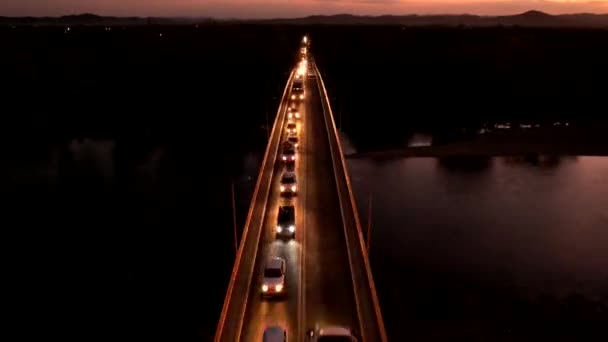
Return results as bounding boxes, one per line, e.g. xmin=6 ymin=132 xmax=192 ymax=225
xmin=1 ymin=0 xmax=607 ymax=17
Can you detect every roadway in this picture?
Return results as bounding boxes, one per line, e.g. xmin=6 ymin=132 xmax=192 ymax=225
xmin=301 ymin=72 xmax=358 ymax=332
xmin=238 ymin=69 xmax=358 ymax=340
xmin=216 ymin=46 xmax=386 ymax=342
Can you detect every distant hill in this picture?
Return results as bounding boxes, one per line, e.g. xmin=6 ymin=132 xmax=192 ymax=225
xmin=0 ymin=13 xmax=216 ymax=26
xmin=1 ymin=11 xmax=608 ymax=27
xmin=258 ymin=10 xmax=608 ymax=27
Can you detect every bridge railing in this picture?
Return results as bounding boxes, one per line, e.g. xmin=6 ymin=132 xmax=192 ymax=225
xmin=215 ymin=70 xmax=295 ymax=342
xmin=314 ymin=61 xmax=388 ymax=342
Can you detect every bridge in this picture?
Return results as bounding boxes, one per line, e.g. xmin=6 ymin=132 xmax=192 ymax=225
xmin=215 ymin=37 xmax=387 ymax=342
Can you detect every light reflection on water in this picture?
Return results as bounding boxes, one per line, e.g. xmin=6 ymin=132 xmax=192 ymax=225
xmin=348 ymin=155 xmax=608 ymax=337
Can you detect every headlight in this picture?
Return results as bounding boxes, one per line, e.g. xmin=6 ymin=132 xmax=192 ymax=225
xmin=288 ymin=113 xmax=293 ymax=118
xmin=300 ymin=94 xmax=304 ymax=99
xmin=291 ymin=185 xmax=296 ymax=192
xmin=291 ymin=156 xmax=295 ymax=160
xmin=291 ymin=95 xmax=295 ymax=100
xmin=275 ymin=284 xmax=283 ymax=292
xmin=288 ymin=225 xmax=295 ymax=232
xmin=280 ymin=186 xmax=285 ymax=192
xmin=282 ymin=156 xmax=286 ymax=161
xmin=276 ymin=226 xmax=282 ymax=233
xmin=295 ymin=113 xmax=300 ymax=118
xmin=262 ymin=285 xmax=268 ymax=292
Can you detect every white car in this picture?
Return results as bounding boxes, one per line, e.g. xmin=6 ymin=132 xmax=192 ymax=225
xmin=263 ymin=325 xmax=287 ymax=342
xmin=261 ymin=257 xmax=286 ymax=298
xmin=306 ymin=325 xmax=358 ymax=342
xmin=280 ymin=172 xmax=297 ymax=195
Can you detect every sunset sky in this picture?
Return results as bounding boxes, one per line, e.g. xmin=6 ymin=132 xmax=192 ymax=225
xmin=2 ymin=0 xmax=608 ymax=17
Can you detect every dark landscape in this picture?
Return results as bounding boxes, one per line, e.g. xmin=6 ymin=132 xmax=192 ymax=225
xmin=310 ymin=25 xmax=608 ymax=153
xmin=3 ymin=17 xmax=608 ymax=341
xmin=3 ymin=24 xmax=297 ymax=342
xmin=2 ymin=10 xmax=608 ymax=27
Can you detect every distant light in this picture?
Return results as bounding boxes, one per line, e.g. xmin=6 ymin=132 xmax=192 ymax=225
xmin=66 ymin=27 xmax=70 ymax=31
xmin=303 ymin=36 xmax=308 ymax=44
xmin=159 ymin=33 xmax=163 ymax=37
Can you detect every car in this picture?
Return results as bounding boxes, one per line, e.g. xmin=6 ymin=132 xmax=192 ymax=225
xmin=263 ymin=325 xmax=287 ymax=342
xmin=283 ymin=161 xmax=296 ymax=172
xmin=280 ymin=172 xmax=297 ymax=195
xmin=282 ymin=140 xmax=296 ymax=150
xmin=282 ymin=141 xmax=297 ymax=153
xmin=290 ymin=92 xmax=304 ymax=101
xmin=287 ymin=107 xmax=300 ymax=119
xmin=281 ymin=147 xmax=296 ymax=163
xmin=286 ymin=122 xmax=297 ymax=134
xmin=261 ymin=257 xmax=286 ymax=298
xmin=306 ymin=325 xmax=358 ymax=342
xmin=287 ymin=135 xmax=299 ymax=149
xmin=276 ymin=205 xmax=295 ymax=238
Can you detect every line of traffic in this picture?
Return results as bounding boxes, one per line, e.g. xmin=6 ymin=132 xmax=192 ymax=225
xmin=214 ymin=68 xmax=295 ymax=342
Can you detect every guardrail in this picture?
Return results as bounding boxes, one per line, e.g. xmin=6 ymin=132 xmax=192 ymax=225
xmin=314 ymin=61 xmax=388 ymax=342
xmin=215 ymin=70 xmax=295 ymax=342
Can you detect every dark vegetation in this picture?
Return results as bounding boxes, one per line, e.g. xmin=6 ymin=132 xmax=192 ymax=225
xmin=311 ymin=26 xmax=608 ymax=152
xmin=2 ymin=25 xmax=301 ymax=342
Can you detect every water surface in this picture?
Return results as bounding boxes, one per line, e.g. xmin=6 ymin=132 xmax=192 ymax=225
xmin=348 ymin=155 xmax=608 ymax=340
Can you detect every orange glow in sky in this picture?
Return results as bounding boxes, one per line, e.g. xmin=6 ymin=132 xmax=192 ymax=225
xmin=1 ymin=0 xmax=607 ymax=17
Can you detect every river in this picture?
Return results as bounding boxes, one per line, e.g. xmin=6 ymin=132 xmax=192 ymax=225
xmin=347 ymin=154 xmax=608 ymax=340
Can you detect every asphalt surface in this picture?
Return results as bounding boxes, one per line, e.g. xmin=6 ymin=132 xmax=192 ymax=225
xmin=239 ymin=73 xmax=358 ymax=341
xmin=302 ymin=75 xmax=358 ymax=332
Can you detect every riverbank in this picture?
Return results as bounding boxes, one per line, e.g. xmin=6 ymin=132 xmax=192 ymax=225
xmin=346 ymin=126 xmax=608 ymax=160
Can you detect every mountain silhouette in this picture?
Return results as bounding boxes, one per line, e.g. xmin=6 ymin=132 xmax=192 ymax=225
xmin=1 ymin=10 xmax=607 ymax=27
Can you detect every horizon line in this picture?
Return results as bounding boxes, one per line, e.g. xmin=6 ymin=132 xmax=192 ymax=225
xmin=2 ymin=9 xmax=608 ymax=21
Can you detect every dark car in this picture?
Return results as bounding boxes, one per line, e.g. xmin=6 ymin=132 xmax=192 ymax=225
xmin=282 ymin=147 xmax=296 ymax=163
xmin=276 ymin=205 xmax=295 ymax=238
xmin=287 ymin=135 xmax=299 ymax=148
xmin=279 ymin=172 xmax=297 ymax=196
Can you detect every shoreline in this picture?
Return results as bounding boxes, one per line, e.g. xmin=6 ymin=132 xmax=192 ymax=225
xmin=346 ymin=143 xmax=608 ymax=160
xmin=346 ymin=126 xmax=608 ymax=160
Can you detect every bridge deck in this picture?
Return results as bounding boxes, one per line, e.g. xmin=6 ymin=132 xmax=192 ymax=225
xmin=215 ymin=57 xmax=386 ymax=342
xmin=239 ymin=67 xmax=357 ymax=341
